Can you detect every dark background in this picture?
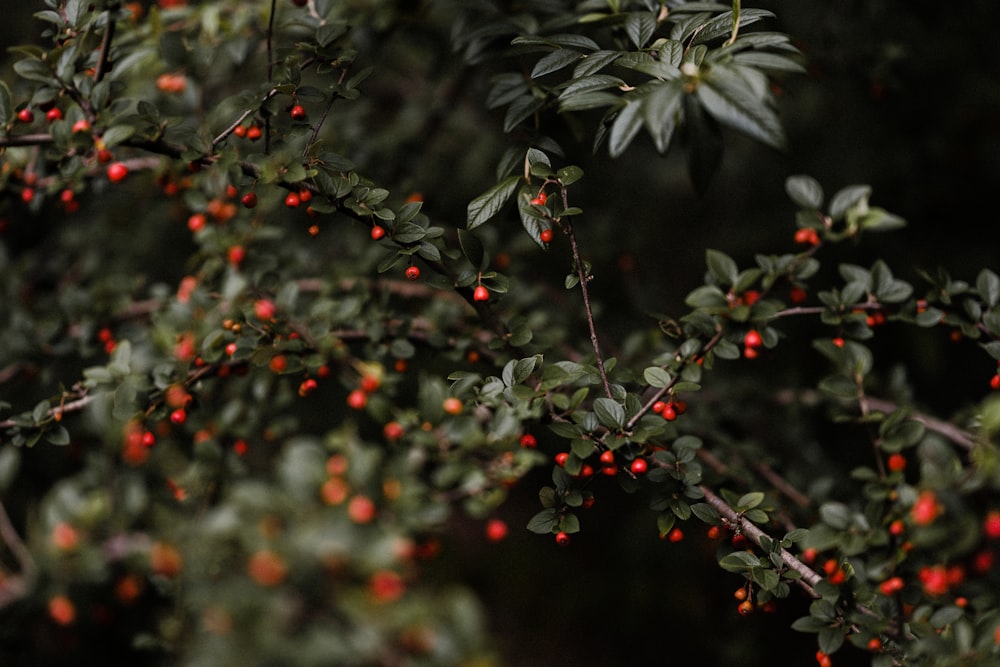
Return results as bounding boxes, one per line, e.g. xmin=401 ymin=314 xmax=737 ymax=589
xmin=3 ymin=1 xmax=1000 ymax=665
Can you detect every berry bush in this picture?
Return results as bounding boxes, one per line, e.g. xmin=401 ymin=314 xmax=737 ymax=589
xmin=1 ymin=1 xmax=1000 ymax=665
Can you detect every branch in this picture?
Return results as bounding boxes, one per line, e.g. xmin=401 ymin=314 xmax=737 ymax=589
xmin=699 ymin=485 xmax=821 ymax=596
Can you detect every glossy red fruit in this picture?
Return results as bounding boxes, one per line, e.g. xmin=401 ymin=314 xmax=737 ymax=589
xmin=539 ymin=228 xmax=553 ymax=243
xmin=241 ymin=192 xmax=258 ymax=208
xmin=17 ymin=108 xmax=34 ymax=123
xmin=290 ymin=104 xmax=307 ymax=121
xmin=371 ymin=225 xmax=386 ymax=240
xmin=405 ymin=265 xmax=420 ymax=280
xmin=473 ymin=285 xmax=489 ymax=302
xmin=555 ymin=531 xmax=570 ymax=546
xmin=107 ymin=162 xmax=129 ymax=183
xmin=72 ymin=118 xmax=91 ymax=134
xmin=284 ymin=192 xmax=301 ymax=208
xmin=485 ymin=518 xmax=508 ymax=542
xmin=630 ymin=458 xmax=648 ymax=475
xmin=46 ymin=107 xmax=63 ymax=123
xmin=346 ymin=389 xmax=367 ymax=410
xmin=531 ymin=192 xmax=547 ymax=206
xmin=246 ymin=125 xmax=262 ymax=141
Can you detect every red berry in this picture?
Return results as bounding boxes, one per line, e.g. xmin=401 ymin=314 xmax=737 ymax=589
xmin=290 ymin=105 xmax=307 ymax=121
xmin=20 ymin=187 xmax=34 ymax=204
xmin=227 ymin=245 xmax=246 ymax=266
xmin=794 ymin=227 xmax=820 ymax=246
xmin=46 ymin=107 xmax=63 ymax=123
xmin=473 ymin=285 xmax=489 ymax=302
xmin=169 ymin=409 xmax=187 ymax=425
xmin=737 ymin=600 xmax=754 ymax=616
xmin=485 ymin=518 xmax=508 ymax=542
xmin=17 ymin=108 xmax=34 ymax=123
xmin=554 ymin=452 xmax=569 ymax=467
xmin=107 ymin=162 xmax=129 ymax=183
xmin=599 ymin=450 xmax=615 ymax=465
xmin=661 ymin=404 xmax=677 ymax=421
xmin=531 ymin=192 xmax=547 ymax=206
xmin=298 ymin=188 xmax=312 ymax=203
xmin=187 ymin=213 xmax=207 ymax=232
xmin=72 ymin=119 xmax=90 ymax=134
xmin=371 ymin=225 xmax=386 ymax=240
xmin=383 ymin=421 xmax=404 ymax=441
xmin=887 ymin=453 xmax=906 ymax=472
xmin=539 ymin=228 xmax=553 ymax=243
xmin=630 ymin=458 xmax=648 ymax=475
xmin=405 ymin=265 xmax=420 ymax=280
xmin=241 ymin=192 xmax=258 ymax=208
xmin=298 ymin=378 xmax=318 ymax=397
xmin=983 ymin=510 xmax=1000 ymax=540
xmin=253 ymin=299 xmax=278 ymax=320
xmin=743 ymin=329 xmax=763 ymax=348
xmin=233 ymin=125 xmax=247 ymax=138
xmin=555 ymin=531 xmax=570 ymax=546
xmin=991 ymin=374 xmax=1000 ymax=390
xmin=519 ymin=434 xmax=537 ymax=448
xmin=285 ymin=192 xmax=301 ymax=208
xmin=347 ymin=389 xmax=367 ymax=410
xmin=268 ymin=354 xmax=288 ymax=373
xmin=359 ymin=374 xmax=381 ymax=393
xmin=246 ymin=125 xmax=262 ymax=141
xmin=667 ymin=527 xmax=684 ymax=542
xmin=442 ymin=397 xmax=463 ymax=415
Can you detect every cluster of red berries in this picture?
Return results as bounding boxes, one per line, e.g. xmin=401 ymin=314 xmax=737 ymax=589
xmin=347 ymin=372 xmax=381 ymax=410
xmin=794 ymin=226 xmax=820 ymax=246
xmin=743 ymin=329 xmax=763 ymax=358
xmin=651 ymin=397 xmax=687 ymax=421
xmin=232 ymin=123 xmax=263 ymax=141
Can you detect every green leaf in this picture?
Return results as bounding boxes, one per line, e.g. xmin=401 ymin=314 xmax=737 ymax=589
xmin=643 ymin=366 xmax=672 ymax=388
xmin=46 ymin=425 xmax=70 ymax=446
xmin=503 ymin=95 xmax=545 ymax=133
xmin=0 ymin=81 xmax=11 ymax=125
xmin=458 ymin=229 xmax=487 ymax=272
xmin=527 ymin=508 xmax=559 ymax=534
xmin=608 ymin=100 xmax=644 ymax=158
xmin=593 ymin=397 xmax=625 ymax=429
xmin=392 ymin=222 xmax=426 ymax=243
xmin=467 ymin=175 xmax=520 ymax=229
xmin=785 ymin=174 xmax=823 ymax=209
xmin=977 ymin=269 xmax=1000 ymax=307
xmin=706 ymin=248 xmax=738 ymax=285
xmin=573 ymin=50 xmax=622 ymax=78
xmin=642 ymin=80 xmax=684 ymax=153
xmin=531 ymin=49 xmax=582 ymax=79
xmin=829 ymin=184 xmax=871 ymax=220
xmin=696 ymin=66 xmax=785 ymax=150
xmin=624 ymin=12 xmax=656 ymax=49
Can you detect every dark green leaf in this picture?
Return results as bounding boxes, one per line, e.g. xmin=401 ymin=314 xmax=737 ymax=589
xmin=608 ymin=100 xmax=644 ymax=158
xmin=467 ymin=175 xmax=520 ymax=229
xmin=785 ymin=175 xmax=823 ymax=209
xmin=593 ymin=397 xmax=625 ymax=429
xmin=531 ymin=49 xmax=582 ymax=79
xmin=696 ymin=66 xmax=785 ymax=150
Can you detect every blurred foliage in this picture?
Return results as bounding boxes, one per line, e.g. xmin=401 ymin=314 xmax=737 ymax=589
xmin=0 ymin=1 xmax=999 ymax=666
